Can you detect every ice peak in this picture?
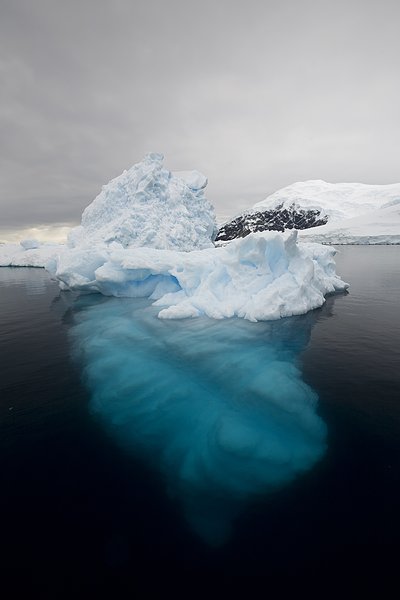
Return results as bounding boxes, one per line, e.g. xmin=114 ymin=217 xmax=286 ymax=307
xmin=143 ymin=152 xmax=164 ymax=164
xmin=67 ymin=153 xmax=217 ymax=252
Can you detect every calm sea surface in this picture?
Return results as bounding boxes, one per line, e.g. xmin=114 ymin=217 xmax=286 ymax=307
xmin=0 ymin=246 xmax=399 ymax=586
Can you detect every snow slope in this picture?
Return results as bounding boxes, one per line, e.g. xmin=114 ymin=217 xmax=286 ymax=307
xmin=299 ymin=201 xmax=400 ymax=245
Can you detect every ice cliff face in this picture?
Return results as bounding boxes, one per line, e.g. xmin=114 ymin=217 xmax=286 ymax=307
xmin=68 ymin=152 xmax=217 ymax=252
xmin=217 ymin=180 xmax=400 ymax=242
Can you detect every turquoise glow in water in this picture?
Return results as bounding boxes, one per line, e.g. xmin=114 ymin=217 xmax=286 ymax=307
xmin=2 ymin=248 xmax=400 ymax=582
xmin=70 ymin=296 xmax=327 ymax=545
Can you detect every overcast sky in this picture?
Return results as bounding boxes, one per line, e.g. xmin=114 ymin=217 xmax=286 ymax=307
xmin=1 ymin=0 xmax=400 ymax=238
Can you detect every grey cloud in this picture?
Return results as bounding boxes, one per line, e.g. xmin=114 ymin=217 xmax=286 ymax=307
xmin=1 ymin=0 xmax=400 ymax=233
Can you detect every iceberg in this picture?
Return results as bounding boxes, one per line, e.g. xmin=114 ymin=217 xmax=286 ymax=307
xmin=1 ymin=154 xmax=348 ymax=319
xmin=0 ymin=154 xmax=347 ymax=545
xmin=45 ymin=154 xmax=347 ymax=321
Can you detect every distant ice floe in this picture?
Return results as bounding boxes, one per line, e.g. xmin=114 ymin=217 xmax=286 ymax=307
xmin=0 ymin=241 xmax=63 ymax=267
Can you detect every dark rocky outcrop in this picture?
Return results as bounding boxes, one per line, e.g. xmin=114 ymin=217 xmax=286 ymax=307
xmin=216 ymin=203 xmax=328 ymax=242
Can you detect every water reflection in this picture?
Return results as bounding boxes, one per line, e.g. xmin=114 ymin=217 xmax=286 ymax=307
xmin=69 ymin=295 xmax=329 ymax=545
xmin=0 ymin=266 xmax=48 ymax=295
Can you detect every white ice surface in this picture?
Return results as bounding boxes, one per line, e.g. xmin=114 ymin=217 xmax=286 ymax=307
xmin=67 ymin=153 xmax=217 ymax=252
xmin=0 ymin=241 xmax=64 ymax=267
xmin=51 ymin=230 xmax=348 ymax=322
xmin=299 ymin=201 xmax=400 ymax=244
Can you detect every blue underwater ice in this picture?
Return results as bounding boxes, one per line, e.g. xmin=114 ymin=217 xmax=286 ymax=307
xmin=69 ymin=296 xmax=327 ymax=545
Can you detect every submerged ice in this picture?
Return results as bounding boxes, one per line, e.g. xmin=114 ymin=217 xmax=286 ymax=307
xmin=70 ymin=295 xmax=327 ymax=545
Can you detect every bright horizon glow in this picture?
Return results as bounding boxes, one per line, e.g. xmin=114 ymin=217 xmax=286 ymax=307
xmin=0 ymin=224 xmax=76 ymax=244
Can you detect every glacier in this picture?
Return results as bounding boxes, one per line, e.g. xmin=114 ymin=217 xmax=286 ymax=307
xmin=70 ymin=294 xmax=328 ymax=545
xmin=299 ymin=201 xmax=400 ymax=245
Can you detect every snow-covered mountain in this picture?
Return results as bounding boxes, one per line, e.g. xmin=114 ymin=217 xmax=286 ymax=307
xmin=216 ymin=180 xmax=400 ymax=244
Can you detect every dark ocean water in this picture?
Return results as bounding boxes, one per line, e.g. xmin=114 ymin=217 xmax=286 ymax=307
xmin=1 ymin=246 xmax=399 ymax=587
